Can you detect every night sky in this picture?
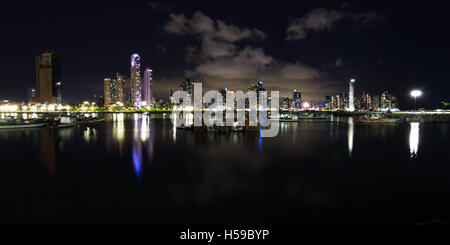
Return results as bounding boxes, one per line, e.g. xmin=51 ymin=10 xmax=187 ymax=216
xmin=0 ymin=0 xmax=449 ymax=109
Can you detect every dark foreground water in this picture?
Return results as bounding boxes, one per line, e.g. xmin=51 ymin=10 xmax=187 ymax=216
xmin=0 ymin=113 xmax=449 ymax=225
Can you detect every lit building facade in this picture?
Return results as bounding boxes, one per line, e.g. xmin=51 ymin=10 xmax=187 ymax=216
xmin=180 ymin=78 xmax=194 ymax=104
xmin=27 ymin=88 xmax=36 ymax=103
xmin=35 ymin=52 xmax=62 ymax=104
xmin=348 ymin=79 xmax=355 ymax=111
xmin=359 ymin=92 xmax=372 ymax=111
xmin=280 ymin=97 xmax=293 ymax=111
xmin=116 ymin=73 xmax=125 ymax=104
xmin=104 ymin=78 xmax=118 ymax=105
xmin=131 ymin=54 xmax=142 ymax=107
xmin=293 ymin=90 xmax=302 ymax=109
xmin=143 ymin=67 xmax=153 ymax=106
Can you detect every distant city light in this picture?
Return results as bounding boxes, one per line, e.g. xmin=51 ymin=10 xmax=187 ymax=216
xmin=302 ymin=102 xmax=310 ymax=108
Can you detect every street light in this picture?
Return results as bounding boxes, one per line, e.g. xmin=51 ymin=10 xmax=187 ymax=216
xmin=410 ymin=90 xmax=422 ymax=111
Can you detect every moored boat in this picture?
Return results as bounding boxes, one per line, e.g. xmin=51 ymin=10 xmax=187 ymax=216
xmin=57 ymin=116 xmax=77 ymax=128
xmin=77 ymin=118 xmax=105 ymax=124
xmin=232 ymin=122 xmax=244 ymax=132
xmin=358 ymin=114 xmax=398 ymax=123
xmin=0 ymin=122 xmax=47 ymax=129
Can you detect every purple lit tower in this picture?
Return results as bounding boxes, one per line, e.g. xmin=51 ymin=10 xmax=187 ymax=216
xmin=131 ymin=54 xmax=142 ymax=107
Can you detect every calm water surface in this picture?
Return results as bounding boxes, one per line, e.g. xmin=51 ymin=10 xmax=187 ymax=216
xmin=1 ymin=113 xmax=449 ymax=224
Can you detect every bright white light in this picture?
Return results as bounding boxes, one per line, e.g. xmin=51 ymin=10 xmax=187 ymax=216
xmin=302 ymin=102 xmax=310 ymax=108
xmin=348 ymin=117 xmax=354 ymax=157
xmin=0 ymin=104 xmax=19 ymax=112
xmin=409 ymin=123 xmax=419 ymax=158
xmin=48 ymin=104 xmax=56 ymax=111
xmin=411 ymin=90 xmax=422 ymax=98
xmin=350 ymin=79 xmax=356 ymax=83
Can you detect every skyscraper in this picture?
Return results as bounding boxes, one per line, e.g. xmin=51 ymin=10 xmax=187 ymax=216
xmin=35 ymin=52 xmax=62 ymax=104
xmin=348 ymin=79 xmax=355 ymax=111
xmin=180 ymin=78 xmax=194 ymax=104
xmin=143 ymin=67 xmax=153 ymax=106
xmin=293 ymin=90 xmax=301 ymax=109
xmin=27 ymin=88 xmax=36 ymax=103
xmin=131 ymin=54 xmax=142 ymax=107
xmin=104 ymin=78 xmax=118 ymax=105
xmin=116 ymin=73 xmax=125 ymax=104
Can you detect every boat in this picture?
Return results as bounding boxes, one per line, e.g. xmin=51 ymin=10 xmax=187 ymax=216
xmin=0 ymin=121 xmax=47 ymax=130
xmin=299 ymin=113 xmax=330 ymax=120
xmin=77 ymin=117 xmax=105 ymax=124
xmin=279 ymin=118 xmax=299 ymax=122
xmin=273 ymin=114 xmax=299 ymax=122
xmin=57 ymin=116 xmax=77 ymax=128
xmin=232 ymin=122 xmax=244 ymax=132
xmin=358 ymin=114 xmax=398 ymax=123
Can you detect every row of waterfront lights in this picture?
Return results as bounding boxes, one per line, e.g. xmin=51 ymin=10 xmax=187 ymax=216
xmin=0 ymin=104 xmax=71 ymax=112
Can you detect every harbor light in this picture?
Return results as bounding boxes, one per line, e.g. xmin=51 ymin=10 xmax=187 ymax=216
xmin=410 ymin=90 xmax=422 ymax=98
xmin=410 ymin=90 xmax=422 ymax=111
xmin=302 ymin=102 xmax=310 ymax=109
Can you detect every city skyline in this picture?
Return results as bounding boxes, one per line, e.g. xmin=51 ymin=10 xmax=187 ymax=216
xmin=2 ymin=0 xmax=450 ymax=231
xmin=0 ymin=1 xmax=448 ymax=109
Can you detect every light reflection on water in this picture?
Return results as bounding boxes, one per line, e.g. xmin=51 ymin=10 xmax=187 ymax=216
xmin=409 ymin=122 xmax=420 ymax=158
xmin=348 ymin=117 xmax=354 ymax=157
xmin=0 ymin=113 xmax=447 ymax=224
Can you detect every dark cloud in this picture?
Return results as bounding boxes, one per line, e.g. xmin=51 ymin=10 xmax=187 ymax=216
xmin=287 ymin=8 xmax=385 ymax=40
xmin=148 ymin=1 xmax=172 ymax=12
xmin=163 ymin=11 xmax=343 ymax=101
xmin=164 ymin=11 xmax=266 ymax=42
xmin=335 ymin=58 xmax=343 ymax=67
xmin=287 ymin=8 xmax=343 ymax=40
xmin=156 ymin=45 xmax=167 ymax=53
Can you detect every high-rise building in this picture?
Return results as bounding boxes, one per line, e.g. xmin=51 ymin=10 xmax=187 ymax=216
xmin=116 ymin=73 xmax=125 ymax=104
xmin=280 ymin=97 xmax=293 ymax=111
xmin=293 ymin=90 xmax=301 ymax=109
xmin=143 ymin=67 xmax=153 ymax=106
xmin=324 ymin=96 xmax=332 ymax=109
xmin=131 ymin=54 xmax=142 ymax=107
xmin=27 ymin=88 xmax=36 ymax=104
xmin=180 ymin=78 xmax=194 ymax=104
xmin=104 ymin=78 xmax=118 ymax=105
xmin=339 ymin=92 xmax=349 ymax=110
xmin=95 ymin=95 xmax=105 ymax=107
xmin=249 ymin=81 xmax=266 ymax=94
xmin=124 ymin=76 xmax=132 ymax=106
xmin=372 ymin=95 xmax=380 ymax=111
xmin=380 ymin=91 xmax=399 ymax=110
xmin=35 ymin=52 xmax=62 ymax=104
xmin=359 ymin=91 xmax=372 ymax=111
xmin=348 ymin=79 xmax=355 ymax=111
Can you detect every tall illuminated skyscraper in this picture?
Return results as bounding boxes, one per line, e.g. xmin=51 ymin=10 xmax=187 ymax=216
xmin=143 ymin=67 xmax=153 ymax=106
xmin=131 ymin=54 xmax=142 ymax=107
xmin=348 ymin=78 xmax=355 ymax=111
xmin=35 ymin=51 xmax=62 ymax=104
xmin=293 ymin=90 xmax=301 ymax=109
xmin=104 ymin=78 xmax=118 ymax=105
xmin=116 ymin=73 xmax=125 ymax=104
